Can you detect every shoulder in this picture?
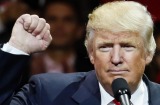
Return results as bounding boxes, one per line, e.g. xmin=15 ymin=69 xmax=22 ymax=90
xmin=11 ymin=72 xmax=93 ymax=104
xmin=148 ymin=81 xmax=160 ymax=90
xmin=29 ymin=72 xmax=89 ymax=90
xmin=143 ymin=75 xmax=160 ymax=103
xmin=29 ymin=72 xmax=88 ymax=85
xmin=143 ymin=75 xmax=160 ymax=91
xmin=147 ymin=81 xmax=160 ymax=104
xmin=28 ymin=72 xmax=90 ymax=101
xmin=143 ymin=74 xmax=160 ymax=90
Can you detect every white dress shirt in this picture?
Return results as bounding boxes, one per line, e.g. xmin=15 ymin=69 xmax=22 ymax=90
xmin=99 ymin=79 xmax=149 ymax=105
xmin=1 ymin=43 xmax=28 ymax=55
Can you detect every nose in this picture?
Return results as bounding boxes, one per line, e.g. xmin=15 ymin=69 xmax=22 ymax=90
xmin=111 ymin=45 xmax=122 ymax=66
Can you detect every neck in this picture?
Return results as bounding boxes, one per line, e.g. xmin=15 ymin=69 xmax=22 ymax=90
xmin=101 ymin=79 xmax=142 ymax=97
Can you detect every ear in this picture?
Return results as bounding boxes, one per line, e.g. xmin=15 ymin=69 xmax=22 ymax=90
xmin=145 ymin=53 xmax=153 ymax=65
xmin=89 ymin=51 xmax=95 ymax=64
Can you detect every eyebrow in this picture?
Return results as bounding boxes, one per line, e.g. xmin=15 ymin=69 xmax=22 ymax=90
xmin=96 ymin=40 xmax=139 ymax=47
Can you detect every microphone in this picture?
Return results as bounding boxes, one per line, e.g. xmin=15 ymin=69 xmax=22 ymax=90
xmin=111 ymin=78 xmax=131 ymax=105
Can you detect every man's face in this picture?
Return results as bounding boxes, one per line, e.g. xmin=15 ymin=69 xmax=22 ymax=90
xmin=45 ymin=3 xmax=80 ymax=47
xmin=89 ymin=31 xmax=151 ymax=94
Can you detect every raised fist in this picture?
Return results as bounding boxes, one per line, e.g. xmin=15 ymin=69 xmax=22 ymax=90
xmin=9 ymin=14 xmax=52 ymax=54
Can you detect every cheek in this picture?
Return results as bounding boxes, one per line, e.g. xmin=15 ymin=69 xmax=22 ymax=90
xmin=94 ymin=52 xmax=117 ymax=92
xmin=124 ymin=52 xmax=146 ymax=75
xmin=93 ymin=51 xmax=113 ymax=83
xmin=93 ymin=51 xmax=110 ymax=70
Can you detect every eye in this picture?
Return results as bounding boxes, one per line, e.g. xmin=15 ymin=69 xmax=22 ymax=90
xmin=99 ymin=45 xmax=112 ymax=52
xmin=122 ymin=44 xmax=135 ymax=51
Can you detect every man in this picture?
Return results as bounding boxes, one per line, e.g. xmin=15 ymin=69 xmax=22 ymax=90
xmin=1 ymin=1 xmax=160 ymax=105
xmin=30 ymin=0 xmax=93 ymax=74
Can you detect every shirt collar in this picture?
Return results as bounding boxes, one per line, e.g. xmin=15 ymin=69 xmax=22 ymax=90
xmin=99 ymin=79 xmax=148 ymax=105
xmin=99 ymin=82 xmax=114 ymax=105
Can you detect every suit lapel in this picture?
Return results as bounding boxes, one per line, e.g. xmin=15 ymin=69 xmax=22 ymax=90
xmin=67 ymin=73 xmax=160 ymax=105
xmin=72 ymin=71 xmax=101 ymax=105
xmin=143 ymin=75 xmax=160 ymax=105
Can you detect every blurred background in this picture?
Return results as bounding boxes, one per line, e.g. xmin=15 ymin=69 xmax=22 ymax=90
xmin=0 ymin=0 xmax=160 ymax=84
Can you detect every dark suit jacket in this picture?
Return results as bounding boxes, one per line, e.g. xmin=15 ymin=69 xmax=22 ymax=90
xmin=0 ymin=50 xmax=30 ymax=105
xmin=10 ymin=70 xmax=160 ymax=105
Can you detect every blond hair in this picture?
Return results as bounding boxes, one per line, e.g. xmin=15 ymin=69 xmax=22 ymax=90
xmin=85 ymin=1 xmax=156 ymax=56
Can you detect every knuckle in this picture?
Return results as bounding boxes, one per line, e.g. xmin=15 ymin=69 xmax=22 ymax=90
xmin=40 ymin=18 xmax=46 ymax=23
xmin=49 ymin=34 xmax=52 ymax=41
xmin=46 ymin=23 xmax=50 ymax=30
xmin=22 ymin=14 xmax=30 ymax=18
xmin=31 ymin=15 xmax=39 ymax=19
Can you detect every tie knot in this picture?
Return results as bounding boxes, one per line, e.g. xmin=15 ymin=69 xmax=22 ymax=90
xmin=113 ymin=99 xmax=120 ymax=105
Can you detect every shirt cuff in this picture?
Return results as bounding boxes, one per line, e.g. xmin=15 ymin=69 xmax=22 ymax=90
xmin=1 ymin=43 xmax=29 ymax=55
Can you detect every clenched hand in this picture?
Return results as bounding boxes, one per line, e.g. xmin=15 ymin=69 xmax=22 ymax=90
xmin=9 ymin=14 xmax=52 ymax=54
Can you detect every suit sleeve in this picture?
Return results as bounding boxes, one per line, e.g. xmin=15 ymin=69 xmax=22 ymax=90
xmin=9 ymin=72 xmax=88 ymax=105
xmin=0 ymin=50 xmax=30 ymax=105
xmin=10 ymin=76 xmax=42 ymax=105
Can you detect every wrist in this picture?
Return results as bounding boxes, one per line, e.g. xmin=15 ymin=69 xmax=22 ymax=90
xmin=8 ymin=38 xmax=30 ymax=54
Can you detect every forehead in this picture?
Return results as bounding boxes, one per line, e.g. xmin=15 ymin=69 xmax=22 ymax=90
xmin=93 ymin=30 xmax=143 ymax=45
